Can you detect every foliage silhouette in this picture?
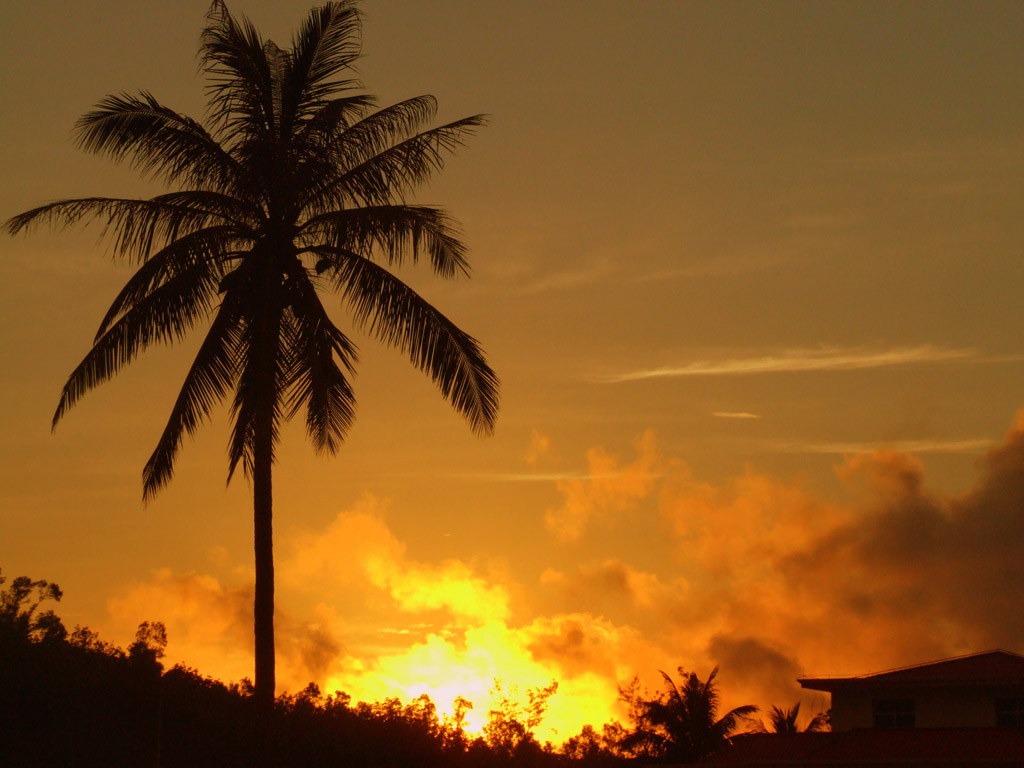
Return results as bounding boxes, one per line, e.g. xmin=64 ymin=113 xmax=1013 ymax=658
xmin=8 ymin=568 xmax=842 ymax=767
xmin=5 ymin=0 xmax=497 ymax=719
xmin=758 ymin=702 xmax=829 ymax=733
xmin=484 ymin=679 xmax=559 ymax=758
xmin=562 ymin=723 xmax=629 ymax=766
xmin=619 ymin=666 xmax=758 ymax=763
xmin=2 ymin=574 xmax=584 ymax=767
xmin=0 ymin=569 xmax=66 ymax=643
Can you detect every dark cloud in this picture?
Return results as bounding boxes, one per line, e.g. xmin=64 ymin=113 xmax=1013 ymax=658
xmin=772 ymin=415 xmax=1024 ymax=666
xmin=525 ymin=614 xmax=635 ymax=680
xmin=708 ymin=635 xmax=803 ymax=708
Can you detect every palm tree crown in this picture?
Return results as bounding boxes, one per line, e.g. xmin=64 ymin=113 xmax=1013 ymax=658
xmin=762 ymin=702 xmax=829 ymax=734
xmin=621 ymin=667 xmax=758 ymax=763
xmin=6 ymin=0 xmax=497 ymax=715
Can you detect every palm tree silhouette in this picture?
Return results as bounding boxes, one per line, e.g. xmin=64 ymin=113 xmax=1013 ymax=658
xmin=6 ymin=0 xmax=497 ymax=718
xmin=622 ymin=667 xmax=758 ymax=763
xmin=761 ymin=702 xmax=828 ymax=733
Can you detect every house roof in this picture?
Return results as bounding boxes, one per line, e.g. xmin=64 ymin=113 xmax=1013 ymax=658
xmin=799 ymin=649 xmax=1024 ymax=692
xmin=703 ymin=729 xmax=1024 ymax=767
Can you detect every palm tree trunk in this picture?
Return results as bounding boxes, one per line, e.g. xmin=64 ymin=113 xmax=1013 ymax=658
xmin=252 ymin=399 xmax=276 ymax=768
xmin=253 ymin=414 xmax=275 ymax=712
xmin=252 ymin=252 xmax=281 ymax=723
xmin=252 ymin=267 xmax=282 ymax=762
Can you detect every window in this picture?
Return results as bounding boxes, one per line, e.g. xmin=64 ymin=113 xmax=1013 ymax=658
xmin=873 ymin=699 xmax=915 ymax=728
xmin=996 ymin=698 xmax=1024 ymax=728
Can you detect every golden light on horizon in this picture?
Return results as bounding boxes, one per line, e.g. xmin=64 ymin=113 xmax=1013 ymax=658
xmin=3 ymin=0 xmax=1024 ymax=751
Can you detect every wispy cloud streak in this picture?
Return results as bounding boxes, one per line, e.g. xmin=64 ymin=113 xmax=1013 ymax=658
xmin=775 ymin=438 xmax=994 ymax=455
xmin=450 ymin=471 xmax=668 ymax=483
xmin=598 ymin=345 xmax=977 ymax=383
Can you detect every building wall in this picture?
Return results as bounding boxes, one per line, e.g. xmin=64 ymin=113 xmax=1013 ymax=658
xmin=829 ymin=685 xmax=1024 ymax=731
xmin=917 ymin=688 xmax=998 ymax=728
xmin=829 ymin=689 xmax=873 ymax=731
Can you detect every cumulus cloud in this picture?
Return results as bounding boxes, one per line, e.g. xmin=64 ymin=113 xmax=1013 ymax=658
xmin=536 ymin=416 xmax=1024 ymax=714
xmin=104 ymin=568 xmax=344 ymax=692
xmin=284 ymin=494 xmax=510 ymax=624
xmin=667 ymin=414 xmax=1024 ymax=704
xmin=545 ymin=429 xmax=661 ymax=540
xmin=99 ymin=412 xmax=1024 ymax=740
xmin=786 ymin=427 xmax=1024 ymax=657
xmin=541 ymin=560 xmax=689 ymax=620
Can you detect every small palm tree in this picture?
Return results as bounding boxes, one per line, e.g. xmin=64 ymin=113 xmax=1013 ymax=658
xmin=5 ymin=0 xmax=497 ymax=719
xmin=762 ymin=702 xmax=828 ymax=733
xmin=621 ymin=667 xmax=758 ymax=763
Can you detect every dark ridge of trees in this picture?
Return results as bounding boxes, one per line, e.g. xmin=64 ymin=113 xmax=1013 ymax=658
xmin=0 ymin=570 xmax=620 ymax=768
xmin=1 ymin=570 xmax=817 ymax=766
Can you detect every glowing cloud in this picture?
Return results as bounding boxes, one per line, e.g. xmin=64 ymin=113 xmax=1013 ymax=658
xmin=283 ymin=494 xmax=511 ymax=624
xmin=104 ymin=568 xmax=344 ymax=693
xmin=597 ymin=344 xmax=977 ymax=382
xmin=100 ymin=412 xmax=1024 ymax=743
xmin=545 ymin=429 xmax=661 ymax=540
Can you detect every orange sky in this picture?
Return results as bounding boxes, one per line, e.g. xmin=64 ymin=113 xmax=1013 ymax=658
xmin=2 ymin=0 xmax=1024 ymax=744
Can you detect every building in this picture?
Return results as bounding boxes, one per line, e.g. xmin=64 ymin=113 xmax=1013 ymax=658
xmin=800 ymin=649 xmax=1024 ymax=731
xmin=704 ymin=650 xmax=1024 ymax=767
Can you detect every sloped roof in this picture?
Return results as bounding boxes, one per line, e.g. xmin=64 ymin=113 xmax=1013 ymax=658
xmin=800 ymin=649 xmax=1024 ymax=692
xmin=704 ymin=728 xmax=1024 ymax=766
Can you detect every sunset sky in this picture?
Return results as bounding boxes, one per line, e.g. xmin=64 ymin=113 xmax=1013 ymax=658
xmin=2 ymin=0 xmax=1024 ymax=743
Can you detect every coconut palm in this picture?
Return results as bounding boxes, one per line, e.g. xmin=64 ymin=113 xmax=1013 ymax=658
xmin=5 ymin=0 xmax=497 ymax=717
xmin=621 ymin=667 xmax=758 ymax=763
xmin=762 ymin=702 xmax=829 ymax=733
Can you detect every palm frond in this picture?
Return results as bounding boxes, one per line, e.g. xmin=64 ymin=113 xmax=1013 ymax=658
xmin=286 ymin=1 xmax=362 ymax=123
xmin=306 ymin=113 xmax=486 ymax=210
xmin=226 ymin=297 xmax=287 ymax=481
xmin=300 ymin=205 xmax=469 ymax=277
xmin=150 ymin=190 xmax=261 ymax=231
xmin=316 ymin=246 xmax=498 ymax=435
xmin=295 ymin=95 xmax=438 ymax=211
xmin=227 ymin=358 xmax=283 ymax=482
xmin=95 ymin=225 xmax=236 ymax=339
xmin=331 ymin=95 xmax=439 ymax=158
xmin=804 ymin=710 xmax=829 ymax=733
xmin=5 ymin=197 xmax=234 ymax=263
xmin=54 ymin=255 xmax=222 ymax=429
xmin=200 ymin=0 xmax=275 ymax=141
xmin=74 ymin=92 xmax=240 ymax=190
xmin=142 ymin=300 xmax=243 ymax=498
xmin=298 ymin=93 xmax=376 ymax=139
xmin=278 ymin=284 xmax=358 ymax=453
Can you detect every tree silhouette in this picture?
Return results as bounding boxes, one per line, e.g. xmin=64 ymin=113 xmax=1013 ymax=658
xmin=5 ymin=0 xmax=497 ymax=721
xmin=760 ymin=702 xmax=828 ymax=733
xmin=0 ymin=570 xmax=66 ymax=644
xmin=483 ymin=679 xmax=558 ymax=757
xmin=620 ymin=667 xmax=757 ymax=763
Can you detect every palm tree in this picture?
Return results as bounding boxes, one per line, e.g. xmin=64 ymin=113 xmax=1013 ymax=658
xmin=621 ymin=667 xmax=758 ymax=763
xmin=762 ymin=702 xmax=829 ymax=733
xmin=5 ymin=0 xmax=497 ymax=718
